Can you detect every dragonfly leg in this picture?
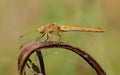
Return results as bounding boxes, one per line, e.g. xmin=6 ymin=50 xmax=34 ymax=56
xmin=52 ymin=32 xmax=61 ymax=42
xmin=56 ymin=33 xmax=61 ymax=42
xmin=35 ymin=33 xmax=46 ymax=41
xmin=45 ymin=33 xmax=49 ymax=42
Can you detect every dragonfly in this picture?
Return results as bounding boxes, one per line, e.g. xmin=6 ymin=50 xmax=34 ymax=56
xmin=37 ymin=22 xmax=105 ymax=40
xmin=19 ymin=22 xmax=105 ymax=48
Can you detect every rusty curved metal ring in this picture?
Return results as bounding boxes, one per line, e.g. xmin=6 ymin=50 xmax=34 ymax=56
xmin=18 ymin=41 xmax=106 ymax=75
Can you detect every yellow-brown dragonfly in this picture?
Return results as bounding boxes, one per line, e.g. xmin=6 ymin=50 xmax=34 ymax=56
xmin=19 ymin=22 xmax=105 ymax=48
xmin=37 ymin=22 xmax=104 ymax=40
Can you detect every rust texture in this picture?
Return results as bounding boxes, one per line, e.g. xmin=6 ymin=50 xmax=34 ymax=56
xmin=18 ymin=41 xmax=106 ymax=75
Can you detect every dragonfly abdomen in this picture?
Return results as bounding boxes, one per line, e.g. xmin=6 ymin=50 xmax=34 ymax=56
xmin=60 ymin=26 xmax=105 ymax=32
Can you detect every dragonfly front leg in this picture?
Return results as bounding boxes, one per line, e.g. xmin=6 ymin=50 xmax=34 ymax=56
xmin=35 ymin=33 xmax=46 ymax=41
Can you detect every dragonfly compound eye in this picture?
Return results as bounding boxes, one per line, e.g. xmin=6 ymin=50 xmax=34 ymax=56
xmin=38 ymin=26 xmax=46 ymax=34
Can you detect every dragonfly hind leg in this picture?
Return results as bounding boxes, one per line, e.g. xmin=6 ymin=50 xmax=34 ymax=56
xmin=52 ymin=32 xmax=61 ymax=42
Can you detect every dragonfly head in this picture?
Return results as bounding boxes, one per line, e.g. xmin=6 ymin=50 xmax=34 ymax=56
xmin=38 ymin=25 xmax=46 ymax=34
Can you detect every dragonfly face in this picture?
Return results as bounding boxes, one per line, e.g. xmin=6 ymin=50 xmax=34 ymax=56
xmin=37 ymin=25 xmax=47 ymax=34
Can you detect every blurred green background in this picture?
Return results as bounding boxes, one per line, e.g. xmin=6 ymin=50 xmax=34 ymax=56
xmin=0 ymin=0 xmax=120 ymax=75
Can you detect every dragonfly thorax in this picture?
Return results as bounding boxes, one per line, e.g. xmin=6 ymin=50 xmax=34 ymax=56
xmin=37 ymin=22 xmax=61 ymax=35
xmin=47 ymin=22 xmax=61 ymax=33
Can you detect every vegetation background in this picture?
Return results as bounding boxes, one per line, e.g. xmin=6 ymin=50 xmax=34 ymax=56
xmin=0 ymin=0 xmax=120 ymax=75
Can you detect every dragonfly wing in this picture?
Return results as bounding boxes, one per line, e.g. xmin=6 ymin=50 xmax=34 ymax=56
xmin=19 ymin=30 xmax=41 ymax=49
